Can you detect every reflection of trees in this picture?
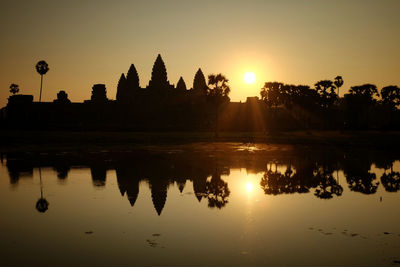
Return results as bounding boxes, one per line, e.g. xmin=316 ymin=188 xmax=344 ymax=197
xmin=291 ymin=159 xmax=316 ymax=193
xmin=346 ymin=172 xmax=378 ymax=194
xmin=260 ymin=160 xmax=343 ymax=199
xmin=381 ymin=172 xmax=400 ymax=192
xmin=260 ymin=167 xmax=289 ymax=195
xmin=381 ymin=164 xmax=400 ymax=192
xmin=260 ymin=163 xmax=310 ymax=195
xmin=205 ymin=169 xmax=230 ymax=209
xmin=343 ymin=154 xmax=379 ymax=195
xmin=314 ymin=168 xmax=343 ymax=199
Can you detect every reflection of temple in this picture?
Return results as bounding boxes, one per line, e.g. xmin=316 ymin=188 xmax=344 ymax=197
xmin=116 ymin=167 xmax=140 ymax=207
xmin=91 ymin=164 xmax=107 ymax=187
xmin=113 ymin=154 xmax=227 ymax=215
xmin=3 ymin=148 xmax=400 ymax=214
xmin=193 ymin=175 xmax=207 ymax=202
xmin=6 ymin=158 xmax=34 ymax=185
xmin=149 ymin=178 xmax=169 ymax=215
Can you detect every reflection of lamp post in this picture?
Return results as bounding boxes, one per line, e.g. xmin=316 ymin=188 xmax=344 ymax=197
xmin=36 ymin=168 xmax=49 ymax=213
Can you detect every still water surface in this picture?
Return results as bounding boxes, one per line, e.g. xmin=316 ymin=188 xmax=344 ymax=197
xmin=1 ymin=143 xmax=399 ymax=266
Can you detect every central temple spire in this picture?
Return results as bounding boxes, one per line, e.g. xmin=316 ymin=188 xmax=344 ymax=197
xmin=147 ymin=54 xmax=172 ymax=91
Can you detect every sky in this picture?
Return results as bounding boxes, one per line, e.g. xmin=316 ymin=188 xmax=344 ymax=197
xmin=1 ymin=0 xmax=399 ymax=107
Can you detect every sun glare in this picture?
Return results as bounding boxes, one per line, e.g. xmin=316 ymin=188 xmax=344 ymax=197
xmin=245 ymin=182 xmax=254 ymax=193
xmin=243 ymin=72 xmax=256 ymax=84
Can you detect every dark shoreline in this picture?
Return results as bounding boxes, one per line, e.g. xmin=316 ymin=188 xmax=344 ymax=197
xmin=1 ymin=130 xmax=400 ymax=152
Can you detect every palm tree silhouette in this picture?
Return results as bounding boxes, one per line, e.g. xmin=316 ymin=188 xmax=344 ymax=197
xmin=314 ymin=80 xmax=337 ymax=108
xmin=35 ymin=60 xmax=49 ymax=102
xmin=334 ymin=76 xmax=344 ymax=98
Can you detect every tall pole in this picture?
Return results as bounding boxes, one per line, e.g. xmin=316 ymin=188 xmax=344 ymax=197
xmin=39 ymin=75 xmax=43 ymax=102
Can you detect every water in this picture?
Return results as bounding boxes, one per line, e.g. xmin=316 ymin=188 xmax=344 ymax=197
xmin=1 ymin=143 xmax=399 ymax=266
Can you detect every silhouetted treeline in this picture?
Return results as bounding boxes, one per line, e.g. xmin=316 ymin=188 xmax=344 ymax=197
xmin=3 ymin=147 xmax=400 ymax=214
xmin=260 ymin=79 xmax=400 ymax=130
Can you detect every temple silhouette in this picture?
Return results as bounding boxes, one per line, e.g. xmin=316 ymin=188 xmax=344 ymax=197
xmin=0 ymin=54 xmax=297 ymax=131
xmin=2 ymin=54 xmax=400 ymax=131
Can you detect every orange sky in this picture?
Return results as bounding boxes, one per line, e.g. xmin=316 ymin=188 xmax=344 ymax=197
xmin=1 ymin=0 xmax=399 ymax=107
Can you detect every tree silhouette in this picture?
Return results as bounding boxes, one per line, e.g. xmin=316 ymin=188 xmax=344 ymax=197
xmin=287 ymin=85 xmax=319 ymax=111
xmin=260 ymin=82 xmax=283 ymax=109
xmin=345 ymin=84 xmax=379 ymax=128
xmin=314 ymin=80 xmax=337 ymax=108
xmin=193 ymin=68 xmax=207 ymax=94
xmin=334 ymin=76 xmax=344 ymax=98
xmin=176 ymin=77 xmax=187 ymax=91
xmin=207 ymin=74 xmax=230 ymax=98
xmin=381 ymin=85 xmax=400 ymax=108
xmin=35 ymin=60 xmax=49 ymax=102
xmin=206 ymin=73 xmax=230 ymax=137
xmin=9 ymin=83 xmax=19 ymax=95
xmin=280 ymin=84 xmax=296 ymax=107
xmin=349 ymin=84 xmax=379 ymax=100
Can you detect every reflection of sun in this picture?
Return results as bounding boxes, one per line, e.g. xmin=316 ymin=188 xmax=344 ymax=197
xmin=243 ymin=72 xmax=256 ymax=84
xmin=245 ymin=182 xmax=254 ymax=193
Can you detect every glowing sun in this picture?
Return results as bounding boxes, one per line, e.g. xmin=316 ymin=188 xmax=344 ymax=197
xmin=245 ymin=182 xmax=254 ymax=193
xmin=243 ymin=72 xmax=256 ymax=84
